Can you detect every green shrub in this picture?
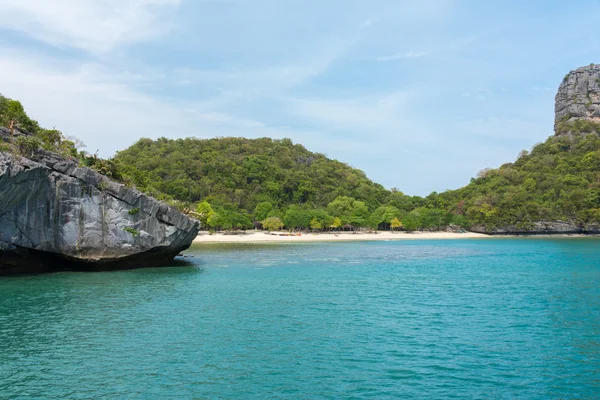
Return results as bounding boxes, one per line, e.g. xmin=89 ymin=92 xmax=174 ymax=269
xmin=128 ymin=207 xmax=140 ymax=215
xmin=15 ymin=135 xmax=41 ymax=157
xmin=0 ymin=99 xmax=41 ymax=134
xmin=82 ymin=155 xmax=123 ymax=181
xmin=556 ymin=119 xmax=600 ymax=135
xmin=123 ymin=227 xmax=140 ymax=237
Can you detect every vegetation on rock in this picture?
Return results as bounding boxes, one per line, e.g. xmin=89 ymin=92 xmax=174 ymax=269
xmin=428 ymin=134 xmax=600 ymax=230
xmin=555 ymin=119 xmax=600 ymax=136
xmin=0 ymin=94 xmax=79 ymax=158
xmin=114 ymin=137 xmax=390 ymax=209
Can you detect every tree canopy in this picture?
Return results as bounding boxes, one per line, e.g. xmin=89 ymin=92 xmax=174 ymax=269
xmin=114 ymin=136 xmax=390 ymax=212
xmin=426 ymin=133 xmax=600 ymax=230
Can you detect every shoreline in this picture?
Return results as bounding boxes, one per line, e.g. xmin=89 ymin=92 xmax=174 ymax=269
xmin=192 ymin=231 xmax=490 ymax=244
xmin=192 ymin=231 xmax=600 ymax=244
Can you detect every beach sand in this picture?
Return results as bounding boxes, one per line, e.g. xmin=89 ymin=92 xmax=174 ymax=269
xmin=193 ymin=230 xmax=490 ymax=244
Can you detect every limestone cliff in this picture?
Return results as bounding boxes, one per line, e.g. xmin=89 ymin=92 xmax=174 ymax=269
xmin=0 ymin=129 xmax=200 ymax=275
xmin=470 ymin=221 xmax=599 ymax=236
xmin=555 ymin=64 xmax=600 ymax=135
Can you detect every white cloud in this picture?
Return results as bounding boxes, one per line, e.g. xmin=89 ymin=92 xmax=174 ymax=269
xmin=0 ymin=0 xmax=180 ymax=53
xmin=0 ymin=51 xmax=300 ymax=156
xmin=173 ymin=37 xmax=354 ymax=97
xmin=376 ymin=51 xmax=427 ymax=62
xmin=286 ymin=90 xmax=438 ymax=145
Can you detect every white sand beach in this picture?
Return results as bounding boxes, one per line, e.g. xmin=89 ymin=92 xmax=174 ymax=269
xmin=193 ymin=231 xmax=490 ymax=244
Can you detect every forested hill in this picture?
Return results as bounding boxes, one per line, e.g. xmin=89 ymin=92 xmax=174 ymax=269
xmin=115 ymin=132 xmax=600 ymax=233
xmin=114 ymin=137 xmax=390 ymax=211
xmin=422 ymin=65 xmax=600 ymax=233
xmin=427 ymin=131 xmax=600 ymax=232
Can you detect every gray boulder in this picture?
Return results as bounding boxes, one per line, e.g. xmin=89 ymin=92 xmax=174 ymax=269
xmin=555 ymin=64 xmax=600 ymax=134
xmin=0 ymin=146 xmax=200 ymax=275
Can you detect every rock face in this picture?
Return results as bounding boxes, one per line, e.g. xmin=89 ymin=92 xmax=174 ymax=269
xmin=0 ymin=132 xmax=200 ymax=275
xmin=555 ymin=64 xmax=600 ymax=134
xmin=471 ymin=221 xmax=600 ymax=235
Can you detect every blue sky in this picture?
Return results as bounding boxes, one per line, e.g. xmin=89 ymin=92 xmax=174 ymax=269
xmin=0 ymin=0 xmax=599 ymax=195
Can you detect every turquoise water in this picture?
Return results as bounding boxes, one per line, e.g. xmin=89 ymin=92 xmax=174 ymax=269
xmin=1 ymin=239 xmax=599 ymax=399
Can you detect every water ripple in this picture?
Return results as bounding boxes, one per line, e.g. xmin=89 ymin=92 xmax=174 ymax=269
xmin=0 ymin=239 xmax=599 ymax=398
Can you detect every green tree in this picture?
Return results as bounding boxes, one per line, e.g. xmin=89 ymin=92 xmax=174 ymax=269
xmin=327 ymin=196 xmax=356 ymax=223
xmin=207 ymin=211 xmax=231 ymax=230
xmin=402 ymin=214 xmax=419 ymax=231
xmin=284 ymin=205 xmax=310 ymax=229
xmin=267 ymin=208 xmax=285 ymax=220
xmin=370 ymin=205 xmax=400 ymax=230
xmin=231 ymin=212 xmax=252 ymax=229
xmin=309 ymin=209 xmax=334 ymax=229
xmin=309 ymin=217 xmax=322 ymax=230
xmin=196 ymin=201 xmax=214 ymax=227
xmin=262 ymin=216 xmax=284 ymax=231
xmin=331 ymin=217 xmax=342 ymax=229
xmin=390 ymin=217 xmax=403 ymax=231
xmin=523 ymin=178 xmax=536 ymax=192
xmin=254 ymin=201 xmax=273 ymax=221
xmin=327 ymin=196 xmax=373 ymax=226
xmin=349 ymin=201 xmax=370 ymax=227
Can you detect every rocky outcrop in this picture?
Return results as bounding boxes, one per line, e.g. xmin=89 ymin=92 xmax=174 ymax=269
xmin=0 ymin=132 xmax=200 ymax=275
xmin=470 ymin=221 xmax=600 ymax=235
xmin=555 ymin=64 xmax=600 ymax=135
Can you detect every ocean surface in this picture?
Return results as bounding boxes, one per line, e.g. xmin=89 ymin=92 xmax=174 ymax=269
xmin=1 ymin=238 xmax=599 ymax=399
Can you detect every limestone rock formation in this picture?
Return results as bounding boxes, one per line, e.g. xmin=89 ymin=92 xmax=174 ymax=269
xmin=555 ymin=63 xmax=600 ymax=135
xmin=0 ymin=130 xmax=200 ymax=275
xmin=470 ymin=221 xmax=600 ymax=235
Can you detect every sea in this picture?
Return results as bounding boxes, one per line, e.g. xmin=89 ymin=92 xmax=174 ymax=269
xmin=1 ymin=238 xmax=599 ymax=399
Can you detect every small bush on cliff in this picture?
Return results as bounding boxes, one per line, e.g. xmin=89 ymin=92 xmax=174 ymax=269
xmin=0 ymin=142 xmax=11 ymax=153
xmin=81 ymin=154 xmax=125 ymax=181
xmin=15 ymin=136 xmax=42 ymax=157
xmin=0 ymin=94 xmax=80 ymax=159
xmin=123 ymin=227 xmax=140 ymax=237
xmin=0 ymin=97 xmax=41 ymax=134
xmin=556 ymin=119 xmax=600 ymax=135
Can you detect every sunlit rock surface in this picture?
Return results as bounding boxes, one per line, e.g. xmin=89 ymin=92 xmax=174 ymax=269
xmin=0 ymin=132 xmax=199 ymax=274
xmin=555 ymin=64 xmax=600 ymax=135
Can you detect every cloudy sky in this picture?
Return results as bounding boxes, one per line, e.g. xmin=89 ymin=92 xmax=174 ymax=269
xmin=0 ymin=0 xmax=599 ymax=195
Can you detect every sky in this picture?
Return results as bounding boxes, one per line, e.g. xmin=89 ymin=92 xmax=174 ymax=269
xmin=0 ymin=0 xmax=599 ymax=195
